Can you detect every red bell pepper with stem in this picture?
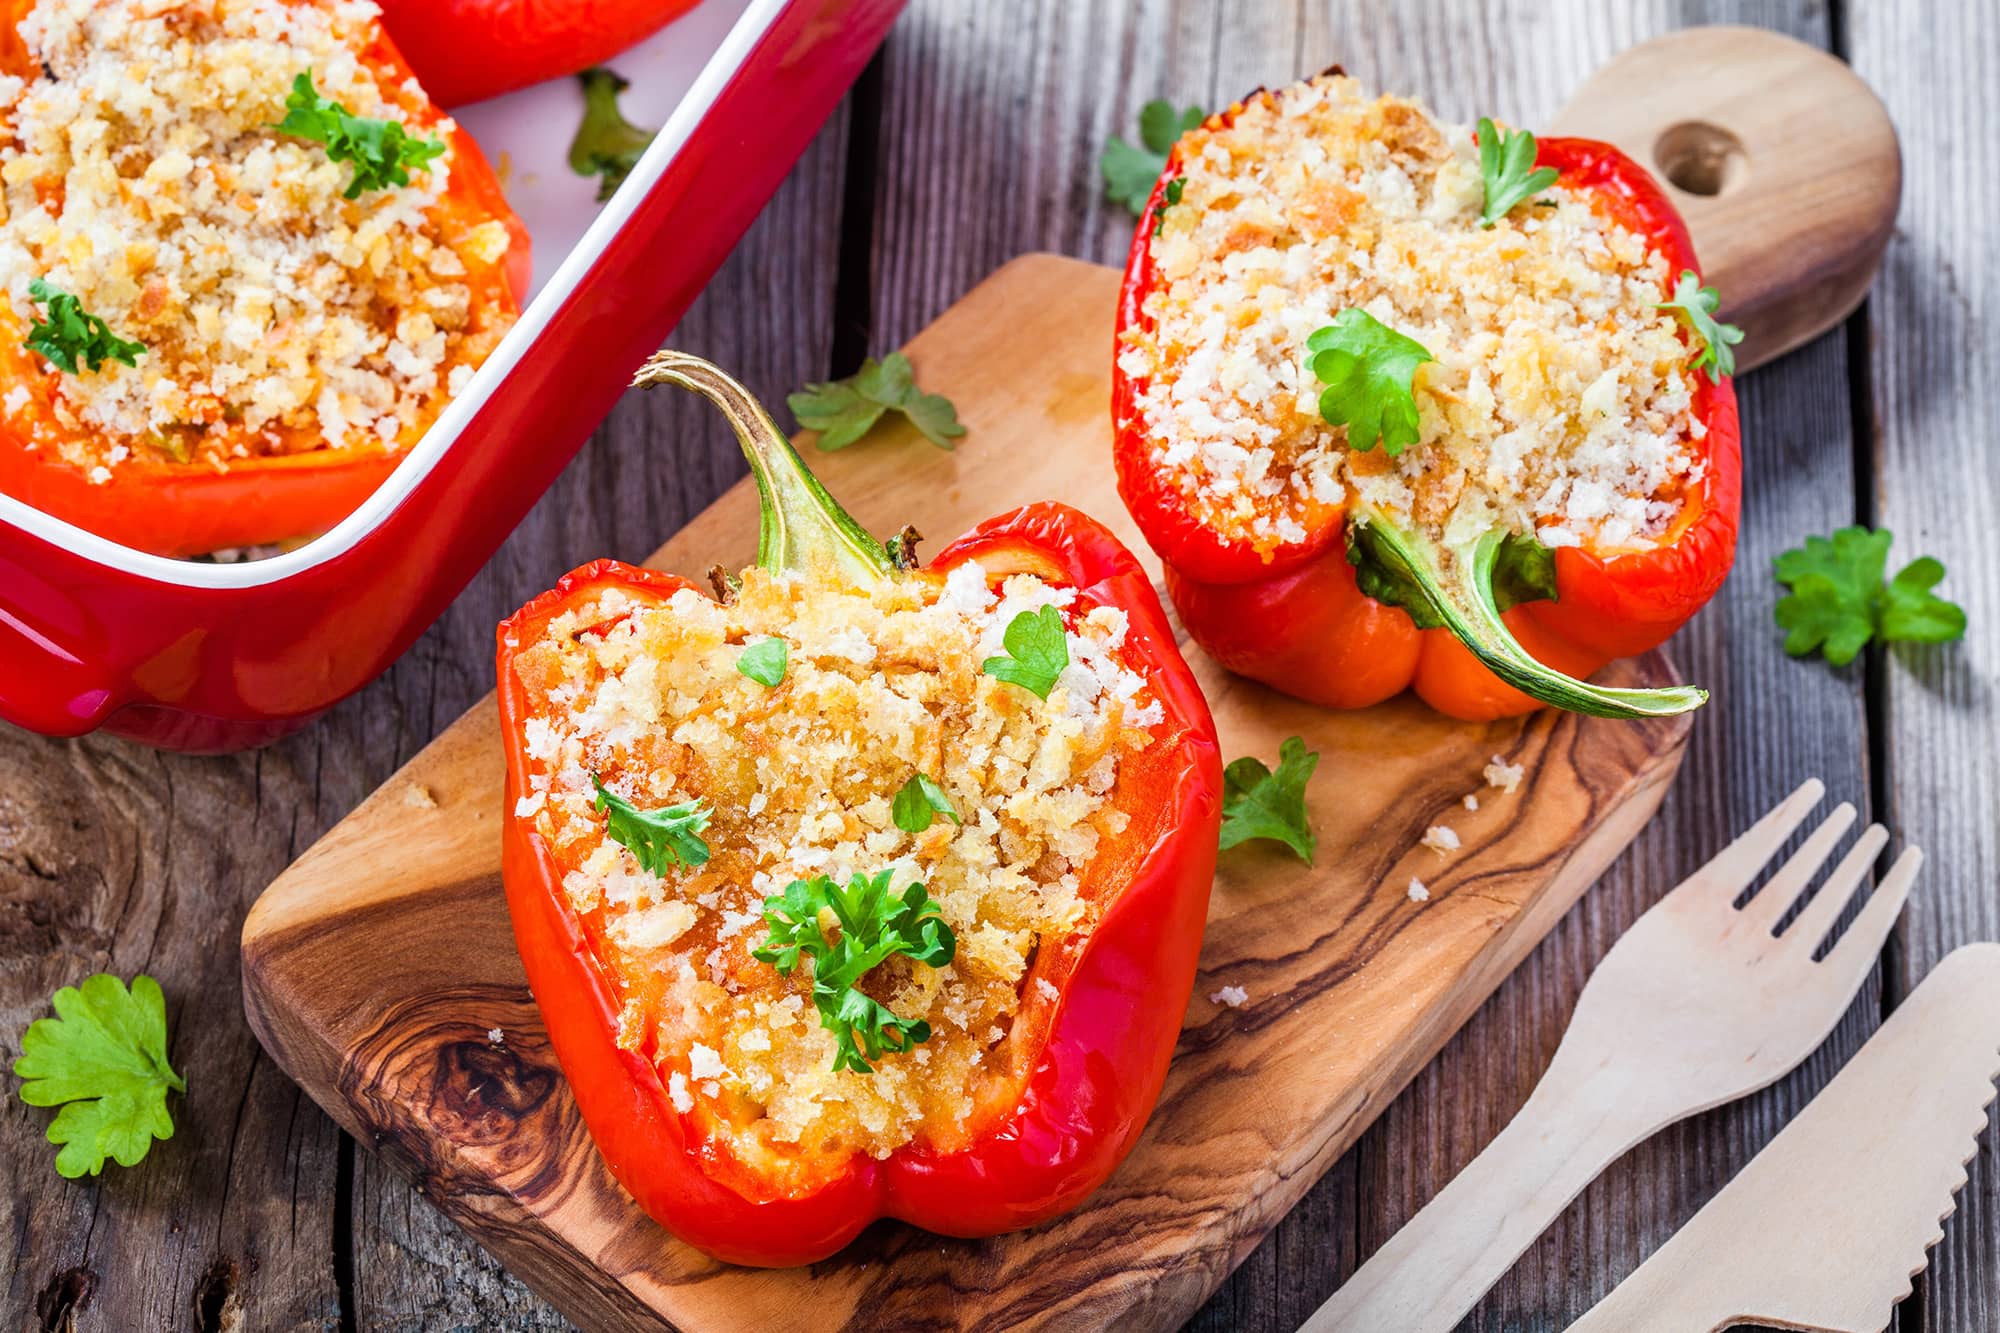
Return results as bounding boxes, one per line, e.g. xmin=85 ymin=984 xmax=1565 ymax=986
xmin=1113 ymin=112 xmax=1741 ymax=722
xmin=496 ymin=352 xmax=1222 ymax=1265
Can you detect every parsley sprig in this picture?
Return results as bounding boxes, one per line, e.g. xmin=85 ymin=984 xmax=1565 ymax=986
xmin=981 ymin=605 xmax=1071 ymax=699
xmin=892 ymin=773 xmax=961 ymax=833
xmin=1657 ymin=270 xmax=1745 ymax=379
xmin=13 ymin=974 xmax=183 ymax=1178
xmin=736 ymin=637 xmax=788 ymax=688
xmin=1219 ymin=737 xmax=1319 ymax=863
xmin=1101 ymin=99 xmax=1205 ymax=216
xmin=1307 ymin=310 xmax=1434 ymax=455
xmin=592 ymin=775 xmax=712 ymax=874
xmin=1774 ymin=526 xmax=1967 ymax=665
xmin=753 ymin=869 xmax=956 ymax=1073
xmin=789 ymin=353 xmax=965 ymax=452
xmin=1475 ymin=117 xmax=1559 ymax=228
xmin=568 ymin=67 xmax=656 ymax=201
xmin=274 ymin=70 xmax=446 ymax=199
xmin=24 ymin=279 xmax=144 ymax=374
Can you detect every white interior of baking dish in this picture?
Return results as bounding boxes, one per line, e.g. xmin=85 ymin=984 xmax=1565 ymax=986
xmin=0 ymin=0 xmax=766 ymax=589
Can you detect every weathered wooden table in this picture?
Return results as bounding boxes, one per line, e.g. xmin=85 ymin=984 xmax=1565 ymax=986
xmin=4 ymin=1 xmax=1994 ymax=1328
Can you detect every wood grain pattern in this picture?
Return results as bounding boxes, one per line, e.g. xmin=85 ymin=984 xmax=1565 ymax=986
xmin=1851 ymin=1 xmax=2000 ymax=1328
xmin=242 ymin=255 xmax=1692 ymax=1331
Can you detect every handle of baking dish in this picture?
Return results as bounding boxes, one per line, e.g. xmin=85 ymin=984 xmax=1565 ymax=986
xmin=0 ymin=604 xmax=130 ymax=737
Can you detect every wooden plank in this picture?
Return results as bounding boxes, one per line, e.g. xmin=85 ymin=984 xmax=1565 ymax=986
xmin=241 ymin=255 xmax=1694 ymax=1332
xmin=1850 ymin=0 xmax=2000 ymax=1326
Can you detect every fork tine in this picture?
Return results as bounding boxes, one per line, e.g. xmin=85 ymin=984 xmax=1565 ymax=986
xmin=1737 ymin=802 xmax=1856 ymax=933
xmin=1681 ymin=778 xmax=1827 ymax=906
xmin=1778 ymin=823 xmax=1888 ymax=949
xmin=1822 ymin=846 xmax=1923 ymax=979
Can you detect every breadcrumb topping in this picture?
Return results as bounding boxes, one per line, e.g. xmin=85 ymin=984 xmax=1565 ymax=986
xmin=0 ymin=0 xmax=515 ymax=476
xmin=511 ymin=562 xmax=1164 ymax=1188
xmin=1118 ymin=75 xmax=1704 ymax=558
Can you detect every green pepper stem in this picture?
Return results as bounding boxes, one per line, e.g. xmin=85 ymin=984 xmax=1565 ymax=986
xmin=633 ymin=351 xmax=892 ymax=584
xmin=1362 ymin=513 xmax=1709 ymax=719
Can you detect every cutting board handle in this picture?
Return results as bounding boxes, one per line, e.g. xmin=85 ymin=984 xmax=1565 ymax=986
xmin=1550 ymin=25 xmax=1899 ymax=373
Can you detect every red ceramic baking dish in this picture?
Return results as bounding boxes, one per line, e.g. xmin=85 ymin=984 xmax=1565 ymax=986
xmin=0 ymin=0 xmax=899 ymax=753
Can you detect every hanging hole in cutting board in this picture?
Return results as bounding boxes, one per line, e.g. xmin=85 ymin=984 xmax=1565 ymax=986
xmin=1653 ymin=120 xmax=1748 ymax=198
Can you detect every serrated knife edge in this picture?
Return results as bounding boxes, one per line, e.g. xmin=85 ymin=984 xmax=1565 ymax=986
xmin=1567 ymin=942 xmax=2000 ymax=1333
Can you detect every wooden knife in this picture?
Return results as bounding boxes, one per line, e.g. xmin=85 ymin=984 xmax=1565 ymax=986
xmin=1567 ymin=942 xmax=2000 ymax=1333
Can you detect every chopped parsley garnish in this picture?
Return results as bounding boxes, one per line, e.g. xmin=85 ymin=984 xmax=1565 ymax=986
xmin=1101 ymin=99 xmax=1205 ymax=216
xmin=1656 ymin=270 xmax=1745 ymax=379
xmin=13 ymin=974 xmax=183 ymax=1178
xmin=1219 ymin=736 xmax=1319 ymax=864
xmin=273 ymin=70 xmax=446 ymax=199
xmin=736 ymin=636 xmax=788 ymax=688
xmin=1774 ymin=526 xmax=1967 ymax=665
xmin=592 ymin=774 xmax=711 ymax=874
xmin=24 ymin=279 xmax=144 ymax=374
xmin=1153 ymin=175 xmax=1187 ymax=235
xmin=1475 ymin=117 xmax=1559 ymax=228
xmin=981 ymin=605 xmax=1070 ymax=699
xmin=1307 ymin=310 xmax=1434 ymax=455
xmin=568 ymin=66 xmax=657 ymax=201
xmin=788 ymin=352 xmax=965 ymax=452
xmin=892 ymin=773 xmax=961 ymax=833
xmin=752 ymin=869 xmax=956 ymax=1073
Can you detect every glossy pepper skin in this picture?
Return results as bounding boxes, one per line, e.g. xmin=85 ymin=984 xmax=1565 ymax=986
xmin=0 ymin=0 xmax=532 ymax=557
xmin=377 ymin=0 xmax=701 ymax=108
xmin=1113 ymin=116 xmax=1741 ymax=722
xmin=496 ymin=353 xmax=1222 ymax=1267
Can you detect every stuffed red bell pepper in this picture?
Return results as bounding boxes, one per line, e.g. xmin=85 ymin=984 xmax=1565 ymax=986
xmin=0 ymin=0 xmax=529 ymax=557
xmin=496 ymin=352 xmax=1221 ymax=1266
xmin=1112 ymin=74 xmax=1742 ymax=721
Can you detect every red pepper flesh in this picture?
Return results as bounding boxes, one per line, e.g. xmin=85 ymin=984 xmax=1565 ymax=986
xmin=497 ymin=354 xmax=1222 ymax=1266
xmin=1113 ymin=103 xmax=1741 ymax=722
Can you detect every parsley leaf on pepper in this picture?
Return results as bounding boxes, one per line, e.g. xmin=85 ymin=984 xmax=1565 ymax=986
xmin=981 ymin=605 xmax=1071 ymax=699
xmin=1219 ymin=736 xmax=1319 ymax=863
xmin=788 ymin=353 xmax=966 ymax=452
xmin=1308 ymin=310 xmax=1434 ymax=455
xmin=1657 ymin=270 xmax=1745 ymax=379
xmin=592 ymin=774 xmax=712 ymax=874
xmin=1101 ymin=99 xmax=1205 ymax=216
xmin=13 ymin=974 xmax=184 ymax=1178
xmin=753 ymin=869 xmax=956 ymax=1073
xmin=1475 ymin=117 xmax=1559 ymax=228
xmin=273 ymin=71 xmax=446 ymax=199
xmin=568 ymin=67 xmax=657 ymax=201
xmin=736 ymin=636 xmax=788 ymax=688
xmin=24 ymin=279 xmax=145 ymax=375
xmin=892 ymin=773 xmax=961 ymax=833
xmin=1774 ymin=526 xmax=1967 ymax=665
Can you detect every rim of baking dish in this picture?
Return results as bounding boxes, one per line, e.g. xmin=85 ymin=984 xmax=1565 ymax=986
xmin=0 ymin=0 xmax=785 ymax=591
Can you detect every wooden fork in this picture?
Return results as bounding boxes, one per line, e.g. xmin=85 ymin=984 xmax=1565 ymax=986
xmin=1301 ymin=778 xmax=1922 ymax=1333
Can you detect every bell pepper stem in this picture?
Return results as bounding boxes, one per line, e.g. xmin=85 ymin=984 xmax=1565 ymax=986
xmin=1363 ymin=514 xmax=1708 ymax=719
xmin=633 ymin=351 xmax=892 ymax=584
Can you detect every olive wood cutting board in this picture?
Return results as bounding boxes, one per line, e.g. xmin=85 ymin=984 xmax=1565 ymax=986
xmin=241 ymin=27 xmax=1898 ymax=1332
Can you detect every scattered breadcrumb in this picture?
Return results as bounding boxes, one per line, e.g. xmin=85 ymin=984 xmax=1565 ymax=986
xmin=486 ymin=1027 xmax=504 ymax=1046
xmin=403 ymin=783 xmax=438 ymax=809
xmin=1407 ymin=877 xmax=1430 ymax=903
xmin=1461 ymin=793 xmax=1479 ymax=812
xmin=1484 ymin=755 xmax=1525 ymax=792
xmin=1421 ymin=824 xmax=1460 ymax=856
xmin=1210 ymin=985 xmax=1249 ymax=1008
